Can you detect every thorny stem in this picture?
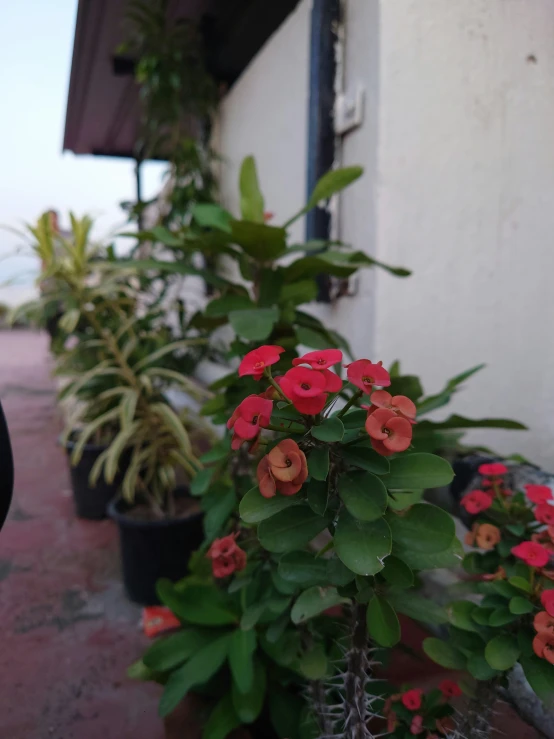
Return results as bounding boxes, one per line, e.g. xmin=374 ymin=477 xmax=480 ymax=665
xmin=337 ymin=390 xmax=364 ymax=419
xmin=343 ymin=603 xmax=376 ymax=739
xmin=447 ymin=679 xmax=498 ymax=739
xmin=310 ymin=680 xmax=335 ymax=738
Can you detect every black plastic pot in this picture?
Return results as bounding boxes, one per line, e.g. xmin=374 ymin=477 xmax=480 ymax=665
xmin=108 ymin=493 xmax=204 ymax=605
xmin=64 ymin=438 xmax=128 ymax=520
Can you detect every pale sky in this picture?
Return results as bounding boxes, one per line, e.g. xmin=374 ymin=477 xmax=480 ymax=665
xmin=0 ymin=0 xmax=166 ymax=303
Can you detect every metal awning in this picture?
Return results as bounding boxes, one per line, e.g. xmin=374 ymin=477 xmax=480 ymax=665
xmin=63 ymin=0 xmax=301 ymax=159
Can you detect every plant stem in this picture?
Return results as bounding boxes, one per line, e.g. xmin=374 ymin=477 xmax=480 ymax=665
xmin=337 ymin=390 xmax=364 ymax=419
xmin=447 ymin=680 xmax=498 ymax=739
xmin=343 ymin=603 xmax=376 ymax=739
xmin=266 ymin=373 xmax=291 ymax=403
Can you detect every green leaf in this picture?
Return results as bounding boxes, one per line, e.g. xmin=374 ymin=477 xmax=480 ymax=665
xmin=327 ymin=556 xmax=356 ymax=586
xmin=294 ymin=325 xmax=332 ymax=350
xmin=159 ymin=633 xmax=232 ymax=717
xmin=151 ymin=225 xmax=184 ymax=246
xmin=388 ymin=592 xmax=447 ymax=625
xmin=509 ymin=576 xmax=532 ymax=594
xmin=509 ymin=596 xmax=534 ymax=615
xmin=232 ymin=660 xmax=266 ymax=724
xmin=239 ymin=156 xmax=265 ymax=223
xmin=521 ymin=655 xmax=554 ymax=706
xmin=228 ymin=629 xmax=257 ymax=694
xmin=394 ymin=537 xmax=463 ymax=571
xmin=291 ymin=586 xmax=349 ymax=624
xmin=240 ymin=604 xmax=266 ymax=631
xmin=416 ymin=365 xmax=486 ymax=416
xmin=342 ymin=445 xmax=390 ymax=475
xmin=202 ymin=694 xmax=240 ymax=739
xmin=380 ymin=555 xmax=414 ymax=589
xmin=190 ymin=467 xmax=215 ymax=496
xmin=387 ymin=504 xmax=455 ymax=554
xmin=298 ymin=643 xmax=328 ymax=680
xmin=418 ymin=414 xmax=527 ymax=431
xmin=239 ymin=486 xmax=302 ymax=524
xmin=279 ymin=551 xmax=329 ymax=586
xmin=341 ymin=410 xmax=368 ymax=429
xmin=156 ymin=581 xmax=237 ymax=626
xmin=230 ymin=307 xmax=279 ymax=341
xmin=143 ymin=629 xmax=213 ymax=672
xmin=367 ymin=595 xmax=400 ymax=647
xmin=382 ymin=453 xmax=454 ymax=490
xmin=467 ymin=653 xmax=499 ymax=681
xmin=387 ymin=489 xmax=424 ymax=511
xmin=338 ymin=471 xmax=388 ymax=522
xmin=447 ymin=601 xmax=480 ymax=632
xmin=423 ymin=638 xmax=466 ymax=670
xmin=193 ymin=203 xmax=233 ymax=234
xmin=281 ymin=279 xmax=318 ymax=306
xmin=258 ymin=508 xmax=327 ymax=553
xmin=231 ymin=220 xmax=287 ymax=260
xmin=307 ymin=166 xmax=363 ymax=210
xmin=307 ymin=478 xmax=328 ymax=516
xmin=489 ymin=607 xmax=519 ymax=627
xmin=485 ymin=634 xmax=520 ymax=671
xmin=205 ymin=293 xmax=255 ymax=317
xmin=334 ymin=511 xmax=392 ymax=576
xmin=308 ymin=446 xmax=329 ymax=481
xmin=311 ymin=417 xmax=344 ymax=443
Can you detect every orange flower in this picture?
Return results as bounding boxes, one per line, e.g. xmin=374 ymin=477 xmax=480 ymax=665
xmin=534 ymin=611 xmax=554 ymax=638
xmin=482 ymin=566 xmax=506 ymax=581
xmin=475 ymin=523 xmax=501 ymax=550
xmin=257 ymin=439 xmax=308 ymax=498
xmin=533 ymin=632 xmax=554 ymax=664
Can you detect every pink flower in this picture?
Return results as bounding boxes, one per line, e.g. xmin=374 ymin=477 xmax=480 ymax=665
xmin=207 ymin=534 xmax=247 ymax=578
xmin=227 ymin=395 xmax=273 ymax=450
xmin=365 ymin=408 xmax=413 ymax=456
xmin=525 ymin=484 xmax=553 ymax=505
xmin=439 ymin=680 xmax=462 ymax=698
xmin=345 ymin=359 xmax=390 ymax=395
xmin=279 ymin=366 xmax=328 ymax=415
xmin=410 ymin=714 xmax=424 ymax=735
xmin=460 ymin=490 xmax=492 ymax=515
xmin=292 ymin=349 xmax=342 ymax=370
xmin=401 ymin=688 xmax=423 ymax=711
xmin=512 ymin=541 xmax=550 ymax=568
xmin=478 ymin=462 xmax=507 ymax=477
xmin=368 ymin=389 xmax=417 ymax=421
xmin=535 ymin=504 xmax=554 ymax=527
xmin=238 ymin=345 xmax=284 ymax=379
xmin=256 ymin=439 xmax=308 ymax=498
xmin=541 ymin=590 xmax=554 ymax=617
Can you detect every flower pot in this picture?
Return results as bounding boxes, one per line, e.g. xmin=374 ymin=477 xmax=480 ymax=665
xmin=108 ymin=491 xmax=204 ymax=605
xmin=64 ymin=438 xmax=128 ymax=520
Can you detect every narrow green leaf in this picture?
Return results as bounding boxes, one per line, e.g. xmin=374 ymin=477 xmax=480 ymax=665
xmin=367 ymin=595 xmax=400 ymax=647
xmin=308 ymin=446 xmax=329 ymax=481
xmin=202 ymin=695 xmax=240 ymax=739
xmin=156 ymin=581 xmax=237 ymax=626
xmin=231 ymin=660 xmax=266 ymax=724
xmin=307 ymin=166 xmax=363 ymax=210
xmin=239 ymin=156 xmax=265 ymax=223
xmin=143 ymin=629 xmax=214 ymax=672
xmin=228 ymin=629 xmax=257 ymax=694
xmin=307 ymin=478 xmax=328 ymax=516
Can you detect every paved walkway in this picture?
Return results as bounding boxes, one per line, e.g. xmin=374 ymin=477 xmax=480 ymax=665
xmin=0 ymin=331 xmax=163 ymax=739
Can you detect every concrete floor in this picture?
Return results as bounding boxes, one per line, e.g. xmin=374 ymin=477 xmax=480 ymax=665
xmin=0 ymin=331 xmax=163 ymax=739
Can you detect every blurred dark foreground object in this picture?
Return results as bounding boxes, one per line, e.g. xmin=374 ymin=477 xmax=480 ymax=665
xmin=0 ymin=400 xmax=13 ymax=532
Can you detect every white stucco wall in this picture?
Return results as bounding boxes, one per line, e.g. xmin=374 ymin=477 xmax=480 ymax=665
xmin=367 ymin=0 xmax=554 ymax=466
xmin=215 ymin=0 xmax=311 ymax=243
xmin=216 ymin=0 xmax=554 ymax=467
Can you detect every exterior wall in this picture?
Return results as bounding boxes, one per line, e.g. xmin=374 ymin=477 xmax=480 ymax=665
xmin=216 ymin=0 xmax=554 ymax=467
xmin=371 ymin=0 xmax=554 ymax=465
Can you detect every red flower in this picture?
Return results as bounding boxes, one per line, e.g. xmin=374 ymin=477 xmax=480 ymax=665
xmin=525 ymin=484 xmax=553 ymax=505
xmin=533 ymin=632 xmax=554 ymax=664
xmin=401 ymin=688 xmax=423 ymax=711
xmin=541 ymin=590 xmax=554 ymax=617
xmin=280 ymin=367 xmax=328 ymax=415
xmin=239 ymin=345 xmax=284 ymax=379
xmin=460 ymin=490 xmax=492 ymax=515
xmin=439 ymin=680 xmax=462 ymax=698
xmin=292 ymin=349 xmax=342 ymax=370
xmin=369 ymin=390 xmax=417 ymax=421
xmin=512 ymin=541 xmax=550 ymax=568
xmin=478 ymin=462 xmax=507 ymax=477
xmin=410 ymin=715 xmax=424 ymax=735
xmin=227 ymin=395 xmax=273 ymax=450
xmin=535 ymin=504 xmax=554 ymax=526
xmin=534 ymin=610 xmax=554 ymax=637
xmin=257 ymin=439 xmax=308 ymax=498
xmin=365 ymin=408 xmax=413 ymax=456
xmin=207 ymin=534 xmax=247 ymax=578
xmin=346 ymin=359 xmax=391 ymax=395
xmin=320 ymin=368 xmax=342 ymax=392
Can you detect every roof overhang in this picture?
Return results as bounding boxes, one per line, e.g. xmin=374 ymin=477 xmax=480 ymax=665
xmin=63 ymin=0 xmax=301 ymax=160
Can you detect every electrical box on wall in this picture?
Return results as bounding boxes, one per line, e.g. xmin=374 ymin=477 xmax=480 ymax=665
xmin=334 ymin=84 xmax=365 ymax=135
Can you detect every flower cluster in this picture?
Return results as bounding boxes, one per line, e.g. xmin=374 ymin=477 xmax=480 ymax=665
xmin=383 ymin=682 xmax=459 ymax=737
xmin=231 ymin=344 xmax=416 ymax=459
xmin=464 ymin=522 xmax=501 ymax=550
xmin=257 ymin=439 xmax=308 ymax=498
xmin=207 ymin=534 xmax=247 ymax=578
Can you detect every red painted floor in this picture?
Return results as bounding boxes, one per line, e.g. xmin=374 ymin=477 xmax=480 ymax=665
xmin=0 ymin=331 xmax=163 ymax=739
